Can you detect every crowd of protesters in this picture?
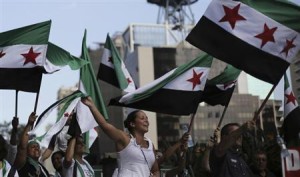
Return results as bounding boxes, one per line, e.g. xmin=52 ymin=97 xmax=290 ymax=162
xmin=0 ymin=96 xmax=292 ymax=177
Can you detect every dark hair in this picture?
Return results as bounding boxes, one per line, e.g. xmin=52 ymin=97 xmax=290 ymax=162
xmin=221 ymin=123 xmax=240 ymax=136
xmin=124 ymin=110 xmax=141 ymax=133
xmin=254 ymin=149 xmax=267 ymax=156
xmin=51 ymin=150 xmax=65 ymax=163
xmin=0 ymin=135 xmax=8 ymax=160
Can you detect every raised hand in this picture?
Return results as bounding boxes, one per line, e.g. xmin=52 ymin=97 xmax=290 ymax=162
xmin=27 ymin=112 xmax=37 ymax=126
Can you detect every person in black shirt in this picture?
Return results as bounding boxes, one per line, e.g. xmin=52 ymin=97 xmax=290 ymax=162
xmin=209 ymin=122 xmax=255 ymax=177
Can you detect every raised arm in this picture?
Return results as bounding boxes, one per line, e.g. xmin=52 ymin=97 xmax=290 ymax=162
xmin=81 ymin=97 xmax=129 ymax=149
xmin=215 ymin=121 xmax=255 ymax=157
xmin=158 ymin=132 xmax=189 ymax=165
xmin=14 ymin=112 xmax=37 ymax=169
xmin=63 ymin=137 xmax=75 ymax=168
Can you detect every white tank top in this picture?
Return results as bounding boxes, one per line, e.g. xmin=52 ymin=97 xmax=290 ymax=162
xmin=113 ymin=136 xmax=155 ymax=177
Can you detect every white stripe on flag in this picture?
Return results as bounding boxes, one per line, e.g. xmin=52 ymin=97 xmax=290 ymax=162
xmin=78 ymin=80 xmax=98 ymax=133
xmin=284 ymin=87 xmax=298 ymax=117
xmin=40 ymin=97 xmax=80 ymax=148
xmin=101 ymin=48 xmax=114 ymax=68
xmin=205 ymin=0 xmax=300 ymax=61
xmin=0 ymin=44 xmax=47 ymax=68
xmin=164 ymin=67 xmax=209 ymax=91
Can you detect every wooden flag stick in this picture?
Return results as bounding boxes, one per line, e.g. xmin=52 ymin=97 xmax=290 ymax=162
xmin=15 ymin=90 xmax=19 ymax=117
xmin=252 ymin=84 xmax=277 ymax=122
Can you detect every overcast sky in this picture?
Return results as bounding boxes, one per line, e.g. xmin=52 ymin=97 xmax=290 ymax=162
xmin=0 ymin=0 xmax=210 ymax=134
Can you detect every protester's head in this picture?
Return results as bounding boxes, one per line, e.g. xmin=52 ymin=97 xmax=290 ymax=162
xmin=252 ymin=150 xmax=268 ymax=172
xmin=221 ymin=123 xmax=242 ymax=146
xmin=0 ymin=135 xmax=8 ymax=161
xmin=27 ymin=140 xmax=41 ymax=160
xmin=51 ymin=150 xmax=65 ymax=171
xmin=74 ymin=136 xmax=86 ymax=156
xmin=124 ymin=110 xmax=149 ymax=134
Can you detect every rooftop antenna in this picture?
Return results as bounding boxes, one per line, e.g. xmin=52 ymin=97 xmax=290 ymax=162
xmin=147 ymin=0 xmax=198 ymax=30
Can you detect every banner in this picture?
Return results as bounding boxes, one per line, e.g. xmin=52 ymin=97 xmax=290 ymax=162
xmin=282 ymin=147 xmax=300 ymax=177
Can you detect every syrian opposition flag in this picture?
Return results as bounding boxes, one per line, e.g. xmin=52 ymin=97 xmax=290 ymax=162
xmin=28 ymin=90 xmax=85 ymax=148
xmin=44 ymin=42 xmax=89 ymax=73
xmin=0 ymin=20 xmax=51 ymax=92
xmin=186 ymin=0 xmax=300 ymax=85
xmin=97 ymin=34 xmax=136 ymax=92
xmin=82 ymin=127 xmax=98 ymax=153
xmin=75 ymin=30 xmax=109 ymax=134
xmin=237 ymin=0 xmax=300 ymax=33
xmin=109 ymin=53 xmax=213 ymax=115
xmin=282 ymin=74 xmax=300 ymax=145
xmin=202 ymin=64 xmax=241 ymax=106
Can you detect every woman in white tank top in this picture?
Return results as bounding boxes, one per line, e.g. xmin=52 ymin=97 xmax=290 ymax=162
xmin=81 ymin=97 xmax=160 ymax=177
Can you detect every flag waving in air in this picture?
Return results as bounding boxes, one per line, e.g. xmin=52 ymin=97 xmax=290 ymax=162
xmin=238 ymin=0 xmax=300 ymax=33
xmin=75 ymin=30 xmax=108 ymax=135
xmin=186 ymin=0 xmax=300 ymax=85
xmin=28 ymin=90 xmax=85 ymax=148
xmin=110 ymin=53 xmax=213 ymax=115
xmin=97 ymin=34 xmax=136 ymax=92
xmin=202 ymin=64 xmax=241 ymax=106
xmin=282 ymin=74 xmax=300 ymax=145
xmin=44 ymin=42 xmax=89 ymax=73
xmin=0 ymin=20 xmax=51 ymax=92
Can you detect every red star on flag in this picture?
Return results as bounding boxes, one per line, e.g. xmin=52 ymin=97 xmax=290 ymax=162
xmin=187 ymin=69 xmax=203 ymax=90
xmin=219 ymin=3 xmax=246 ymax=29
xmin=280 ymin=36 xmax=296 ymax=57
xmin=21 ymin=47 xmax=41 ymax=65
xmin=255 ymin=23 xmax=277 ymax=48
xmin=127 ymin=78 xmax=132 ymax=83
xmin=108 ymin=56 xmax=113 ymax=63
xmin=64 ymin=112 xmax=70 ymax=118
xmin=285 ymin=91 xmax=297 ymax=105
xmin=0 ymin=50 xmax=5 ymax=58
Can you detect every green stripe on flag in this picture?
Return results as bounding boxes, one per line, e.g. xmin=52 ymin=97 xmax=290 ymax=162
xmin=56 ymin=91 xmax=85 ymax=121
xmin=284 ymin=73 xmax=290 ymax=90
xmin=209 ymin=65 xmax=241 ymax=85
xmin=81 ymin=30 xmax=109 ymax=119
xmin=239 ymin=0 xmax=300 ymax=33
xmin=46 ymin=42 xmax=89 ymax=70
xmin=0 ymin=20 xmax=51 ymax=46
xmin=105 ymin=34 xmax=129 ymax=90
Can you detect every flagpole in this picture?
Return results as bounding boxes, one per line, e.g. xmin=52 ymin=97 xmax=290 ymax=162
xmin=252 ymin=84 xmax=277 ymax=122
xmin=33 ymin=90 xmax=40 ymax=113
xmin=187 ymin=113 xmax=196 ymax=133
xmin=217 ymin=105 xmax=228 ymax=129
xmin=15 ymin=90 xmax=19 ymax=117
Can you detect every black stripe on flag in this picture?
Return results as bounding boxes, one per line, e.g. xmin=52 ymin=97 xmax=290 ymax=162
xmin=186 ymin=16 xmax=289 ymax=85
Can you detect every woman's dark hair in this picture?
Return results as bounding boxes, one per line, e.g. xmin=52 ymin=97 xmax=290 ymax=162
xmin=124 ymin=110 xmax=140 ymax=133
xmin=0 ymin=135 xmax=8 ymax=160
xmin=51 ymin=150 xmax=65 ymax=163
